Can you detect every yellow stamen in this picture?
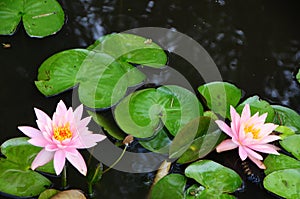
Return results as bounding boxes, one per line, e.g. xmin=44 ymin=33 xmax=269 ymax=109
xmin=53 ymin=123 xmax=72 ymax=141
xmin=244 ymin=124 xmax=260 ymax=139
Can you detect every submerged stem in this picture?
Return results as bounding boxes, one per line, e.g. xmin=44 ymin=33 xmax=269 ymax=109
xmin=103 ymin=144 xmax=128 ymax=174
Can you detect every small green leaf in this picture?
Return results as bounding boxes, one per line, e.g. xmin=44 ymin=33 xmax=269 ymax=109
xmin=185 ymin=160 xmax=242 ymax=193
xmin=87 ymin=110 xmax=126 ymax=140
xmin=272 ymin=105 xmax=300 ymax=133
xmin=114 ymin=85 xmax=202 ymax=138
xmin=263 ymin=168 xmax=300 ymax=199
xmin=38 ymin=189 xmax=60 ymax=199
xmin=169 ymin=117 xmax=224 ymax=163
xmin=264 ymin=154 xmax=300 ymax=175
xmin=280 ymin=135 xmax=300 ymax=160
xmin=275 ymin=126 xmax=296 ymax=139
xmin=139 ymin=128 xmax=172 ymax=154
xmin=0 ymin=0 xmax=64 ymax=37
xmin=150 ymin=174 xmax=186 ymax=199
xmin=0 ymin=137 xmax=52 ymax=197
xmin=198 ymin=81 xmax=242 ymax=118
xmin=236 ymin=96 xmax=275 ymax=122
xmin=296 ymin=68 xmax=300 ymax=84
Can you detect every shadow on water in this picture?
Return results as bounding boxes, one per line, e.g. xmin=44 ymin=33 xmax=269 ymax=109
xmin=0 ymin=0 xmax=300 ymax=198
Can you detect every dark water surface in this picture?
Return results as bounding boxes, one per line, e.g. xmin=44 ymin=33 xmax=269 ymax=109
xmin=1 ymin=0 xmax=300 ymax=198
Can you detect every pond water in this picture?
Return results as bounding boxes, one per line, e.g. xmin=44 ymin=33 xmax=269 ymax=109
xmin=0 ymin=0 xmax=300 ymax=198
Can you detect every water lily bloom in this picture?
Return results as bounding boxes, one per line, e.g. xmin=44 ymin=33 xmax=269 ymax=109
xmin=18 ymin=100 xmax=106 ymax=175
xmin=215 ymin=104 xmax=280 ymax=169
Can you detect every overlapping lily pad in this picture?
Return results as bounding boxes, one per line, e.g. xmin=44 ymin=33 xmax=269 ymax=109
xmin=236 ymin=95 xmax=275 ymax=122
xmin=198 ymin=81 xmax=242 ymax=118
xmin=0 ymin=0 xmax=64 ymax=37
xmin=272 ymin=105 xmax=300 ymax=133
xmin=35 ymin=33 xmax=167 ymax=109
xmin=0 ymin=137 xmax=54 ymax=197
xmin=114 ymin=85 xmax=203 ymax=138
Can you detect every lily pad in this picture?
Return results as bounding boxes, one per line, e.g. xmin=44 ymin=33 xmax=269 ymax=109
xmin=263 ymin=168 xmax=300 ymax=199
xmin=264 ymin=154 xmax=300 ymax=175
xmin=0 ymin=0 xmax=64 ymax=37
xmin=272 ymin=105 xmax=300 ymax=133
xmin=0 ymin=137 xmax=53 ymax=197
xmin=296 ymin=68 xmax=300 ymax=84
xmin=280 ymin=134 xmax=300 ymax=160
xmin=38 ymin=189 xmax=60 ymax=199
xmin=169 ymin=116 xmax=224 ymax=163
xmin=150 ymin=174 xmax=186 ymax=199
xmin=185 ymin=160 xmax=242 ymax=193
xmin=114 ymin=85 xmax=202 ymax=138
xmin=236 ymin=96 xmax=275 ymax=122
xmin=36 ymin=33 xmax=167 ymax=109
xmin=275 ymin=126 xmax=295 ymax=139
xmin=198 ymin=81 xmax=242 ymax=118
xmin=185 ymin=186 xmax=236 ymax=199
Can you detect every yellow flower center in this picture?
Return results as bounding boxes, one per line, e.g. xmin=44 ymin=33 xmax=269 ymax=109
xmin=244 ymin=124 xmax=260 ymax=139
xmin=53 ymin=123 xmax=72 ymax=141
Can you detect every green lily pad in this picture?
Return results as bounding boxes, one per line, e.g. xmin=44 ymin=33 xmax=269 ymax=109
xmin=185 ymin=187 xmax=236 ymax=199
xmin=87 ymin=110 xmax=126 ymax=140
xmin=275 ymin=126 xmax=296 ymax=139
xmin=236 ymin=96 xmax=275 ymax=122
xmin=36 ymin=33 xmax=167 ymax=109
xmin=38 ymin=189 xmax=60 ymax=199
xmin=280 ymin=135 xmax=300 ymax=160
xmin=0 ymin=137 xmax=53 ymax=197
xmin=296 ymin=69 xmax=300 ymax=84
xmin=185 ymin=160 xmax=242 ymax=193
xmin=263 ymin=168 xmax=300 ymax=199
xmin=139 ymin=128 xmax=172 ymax=154
xmin=0 ymin=0 xmax=64 ymax=37
xmin=169 ymin=116 xmax=224 ymax=163
xmin=198 ymin=81 xmax=242 ymax=118
xmin=264 ymin=154 xmax=300 ymax=175
xmin=150 ymin=174 xmax=186 ymax=199
xmin=272 ymin=105 xmax=300 ymax=133
xmin=114 ymin=85 xmax=202 ymax=138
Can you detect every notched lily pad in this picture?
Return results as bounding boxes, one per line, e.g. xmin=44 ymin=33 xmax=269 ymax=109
xmin=280 ymin=134 xmax=300 ymax=160
xmin=272 ymin=105 xmax=300 ymax=133
xmin=0 ymin=137 xmax=53 ymax=197
xmin=0 ymin=0 xmax=65 ymax=37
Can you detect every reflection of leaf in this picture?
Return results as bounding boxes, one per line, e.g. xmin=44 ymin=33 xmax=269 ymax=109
xmin=185 ymin=160 xmax=242 ymax=194
xmin=150 ymin=174 xmax=186 ymax=199
xmin=272 ymin=105 xmax=300 ymax=133
xmin=280 ymin=135 xmax=300 ymax=160
xmin=0 ymin=0 xmax=64 ymax=37
xmin=114 ymin=85 xmax=202 ymax=138
xmin=36 ymin=33 xmax=167 ymax=109
xmin=0 ymin=137 xmax=53 ymax=197
xmin=263 ymin=168 xmax=300 ymax=199
xmin=198 ymin=81 xmax=241 ymax=118
xmin=236 ymin=96 xmax=274 ymax=122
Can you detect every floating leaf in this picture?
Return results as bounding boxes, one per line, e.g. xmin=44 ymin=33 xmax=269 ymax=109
xmin=139 ymin=128 xmax=172 ymax=154
xmin=36 ymin=33 xmax=167 ymax=109
xmin=275 ymin=126 xmax=296 ymax=139
xmin=272 ymin=105 xmax=300 ymax=133
xmin=198 ymin=81 xmax=242 ymax=118
xmin=280 ymin=135 xmax=300 ymax=160
xmin=236 ymin=96 xmax=275 ymax=122
xmin=0 ymin=137 xmax=52 ymax=197
xmin=169 ymin=117 xmax=224 ymax=163
xmin=296 ymin=68 xmax=300 ymax=84
xmin=38 ymin=189 xmax=60 ymax=199
xmin=186 ymin=187 xmax=236 ymax=199
xmin=263 ymin=168 xmax=300 ymax=199
xmin=114 ymin=85 xmax=202 ymax=138
xmin=264 ymin=154 xmax=300 ymax=175
xmin=185 ymin=160 xmax=242 ymax=194
xmin=150 ymin=174 xmax=186 ymax=199
xmin=0 ymin=0 xmax=64 ymax=37
xmin=88 ymin=110 xmax=126 ymax=140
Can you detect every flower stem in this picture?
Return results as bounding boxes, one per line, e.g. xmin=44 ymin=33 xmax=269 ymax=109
xmin=62 ymin=165 xmax=67 ymax=189
xmin=103 ymin=144 xmax=128 ymax=174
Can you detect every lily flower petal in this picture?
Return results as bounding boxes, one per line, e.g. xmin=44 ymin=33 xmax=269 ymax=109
xmin=215 ymin=120 xmax=234 ymax=137
xmin=18 ymin=126 xmax=41 ymax=138
xmin=216 ymin=139 xmax=238 ymax=152
xmin=31 ymin=149 xmax=54 ymax=170
xmin=54 ymin=150 xmax=66 ymax=175
xmin=66 ymin=149 xmax=87 ymax=176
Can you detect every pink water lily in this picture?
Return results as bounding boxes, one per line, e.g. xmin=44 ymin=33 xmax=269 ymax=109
xmin=215 ymin=104 xmax=280 ymax=169
xmin=18 ymin=100 xmax=106 ymax=175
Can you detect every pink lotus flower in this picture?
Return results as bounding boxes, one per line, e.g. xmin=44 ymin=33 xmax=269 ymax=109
xmin=18 ymin=100 xmax=106 ymax=175
xmin=215 ymin=104 xmax=280 ymax=169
